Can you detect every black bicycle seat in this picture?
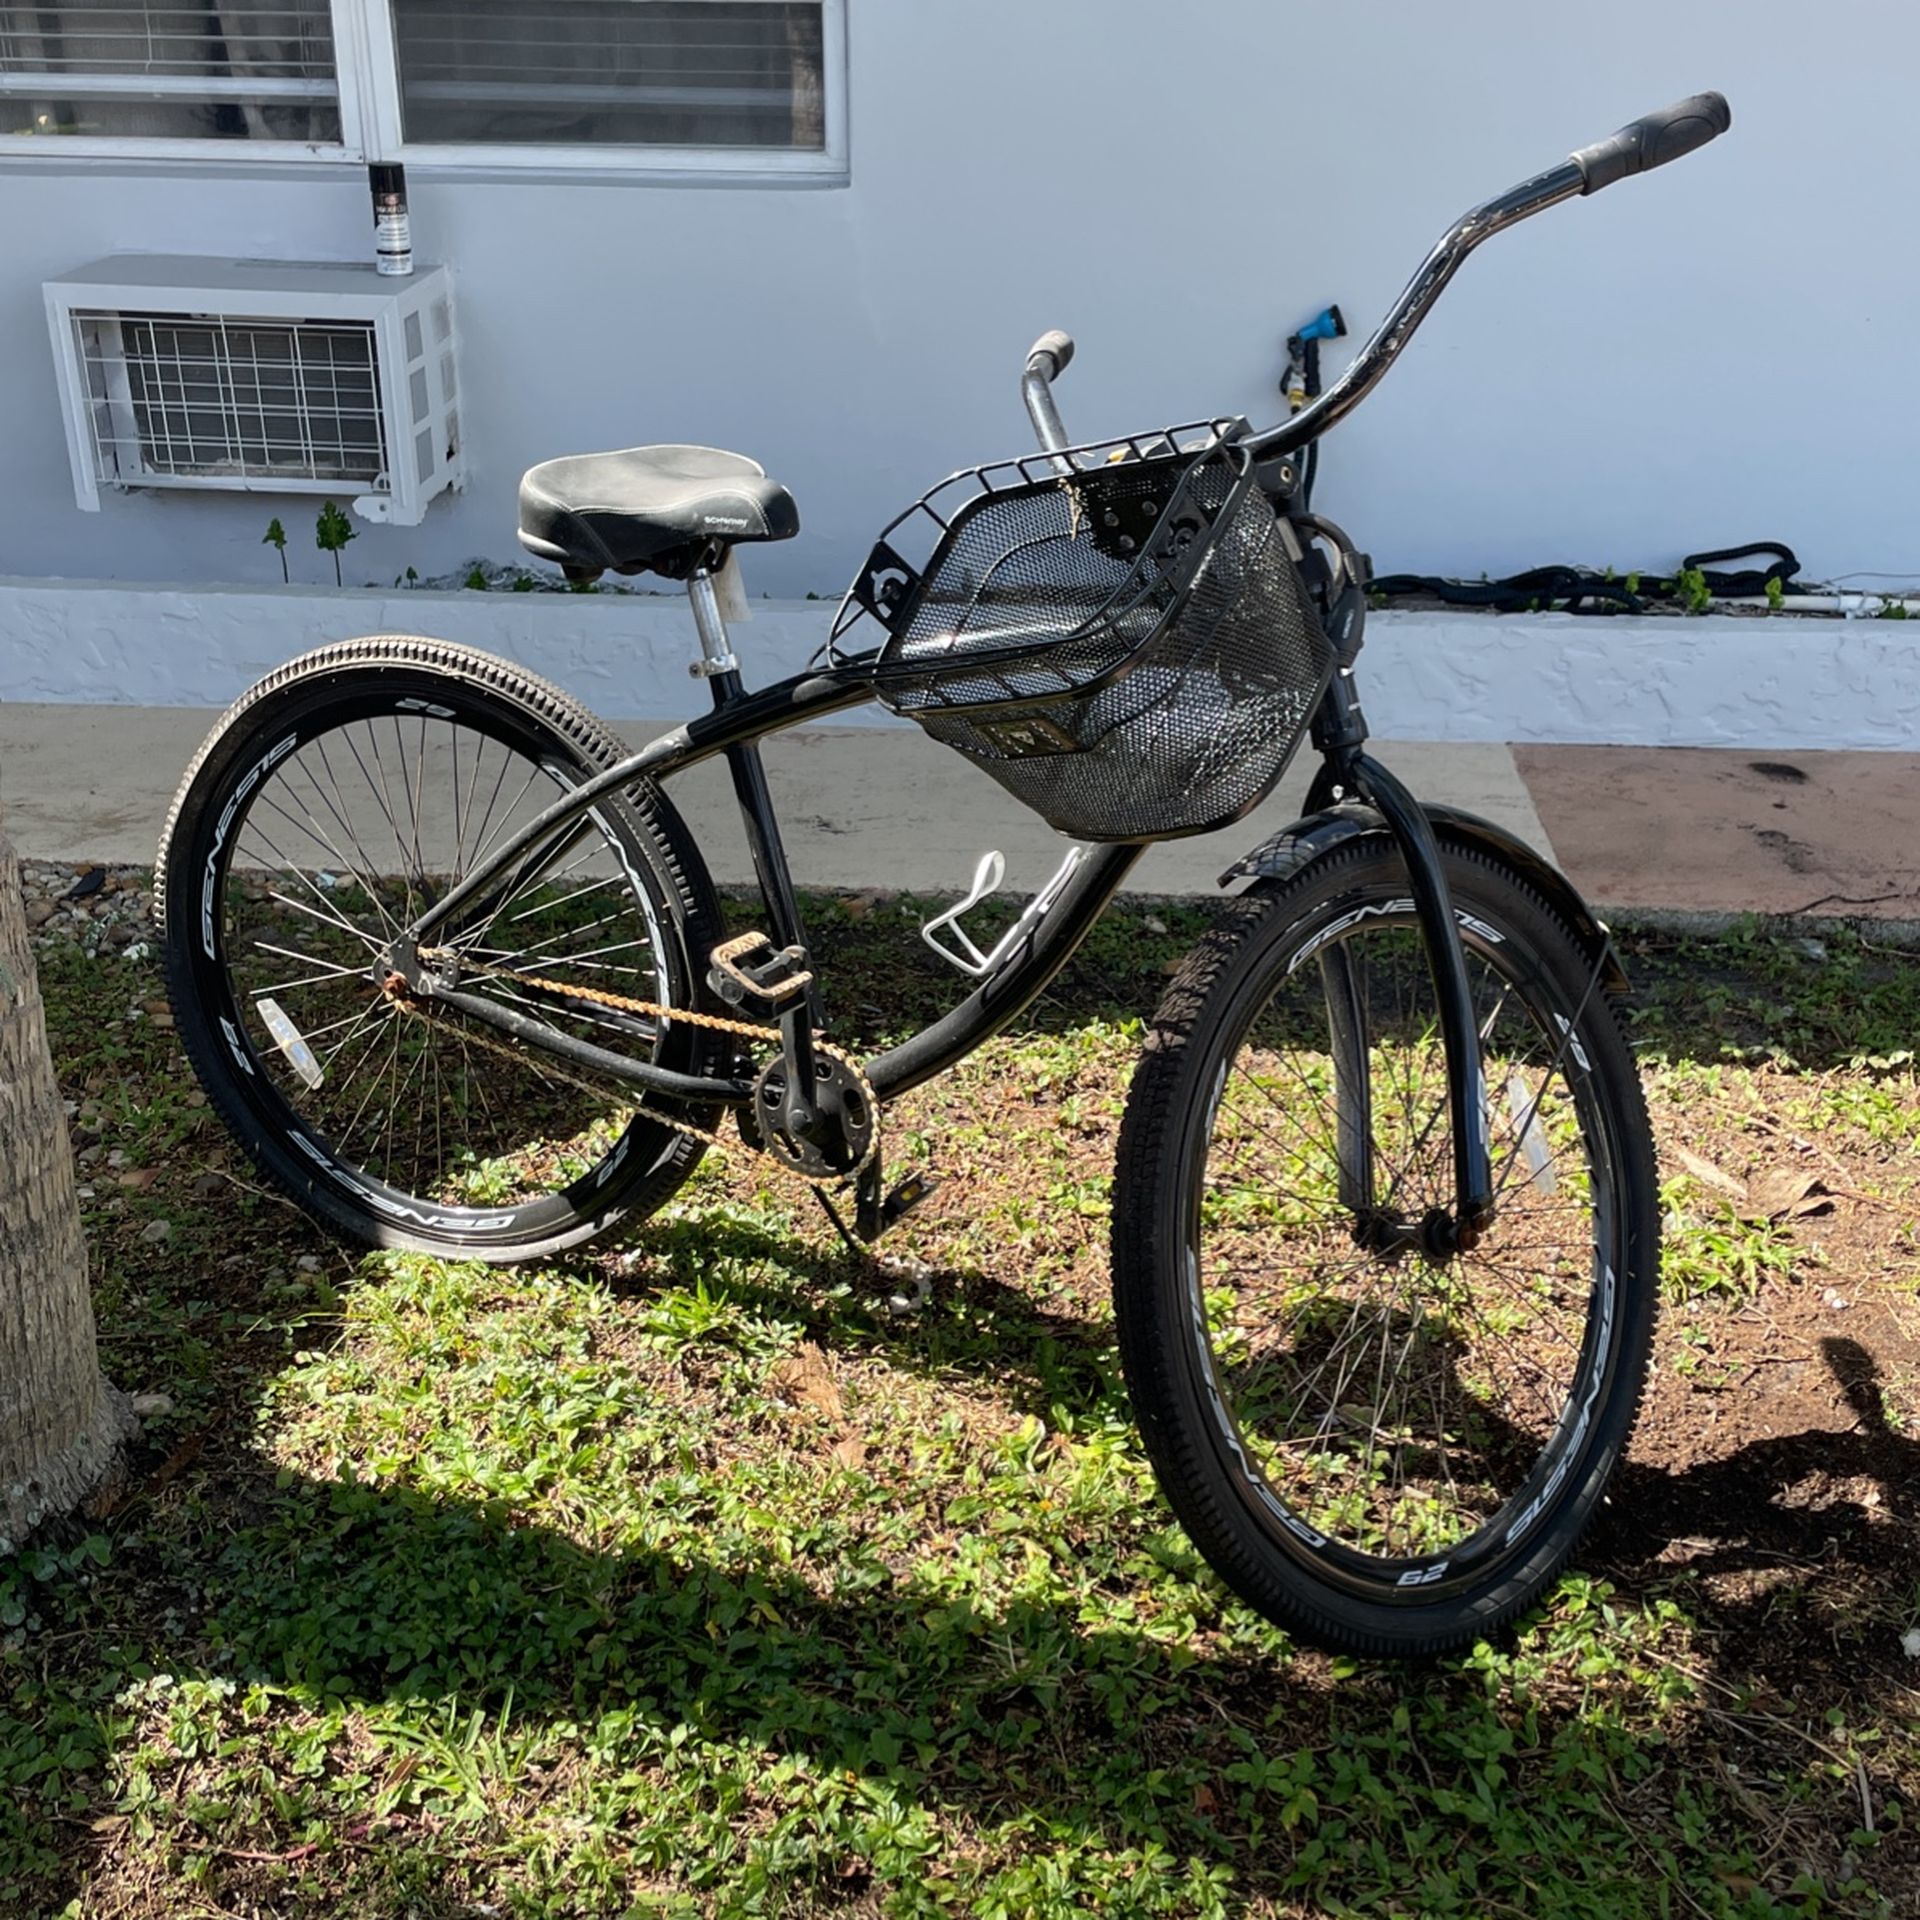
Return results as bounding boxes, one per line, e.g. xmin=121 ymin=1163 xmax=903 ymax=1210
xmin=518 ymin=444 xmax=800 ymax=579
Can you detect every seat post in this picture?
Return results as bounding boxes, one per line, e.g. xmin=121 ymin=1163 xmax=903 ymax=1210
xmin=686 ymin=567 xmax=741 ymax=679
xmin=682 ymin=563 xmax=822 ymax=1025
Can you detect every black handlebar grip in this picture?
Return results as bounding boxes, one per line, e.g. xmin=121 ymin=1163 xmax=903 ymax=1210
xmin=1024 ymin=329 xmax=1076 ymax=380
xmin=1570 ymin=92 xmax=1731 ymax=194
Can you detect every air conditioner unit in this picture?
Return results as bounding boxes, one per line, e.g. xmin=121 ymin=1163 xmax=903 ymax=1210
xmin=43 ymin=255 xmax=463 ymax=527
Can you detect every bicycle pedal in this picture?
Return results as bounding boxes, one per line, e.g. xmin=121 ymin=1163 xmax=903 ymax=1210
xmin=708 ymin=930 xmax=813 ymax=1008
xmin=880 ymin=1171 xmax=939 ymax=1230
xmin=855 ymin=1169 xmax=940 ymax=1243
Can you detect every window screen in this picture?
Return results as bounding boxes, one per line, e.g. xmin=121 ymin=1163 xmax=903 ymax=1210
xmin=391 ymin=0 xmax=825 ymax=150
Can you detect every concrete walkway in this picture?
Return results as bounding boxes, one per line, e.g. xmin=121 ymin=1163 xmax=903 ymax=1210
xmin=0 ymin=702 xmax=1553 ymax=897
xmin=4 ymin=700 xmax=1918 ymax=919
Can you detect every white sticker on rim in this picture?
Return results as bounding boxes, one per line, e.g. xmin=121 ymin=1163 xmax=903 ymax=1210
xmin=257 ymin=996 xmax=324 ymax=1090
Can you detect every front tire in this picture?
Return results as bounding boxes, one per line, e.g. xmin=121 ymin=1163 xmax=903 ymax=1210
xmin=1112 ymin=835 xmax=1658 ymax=1656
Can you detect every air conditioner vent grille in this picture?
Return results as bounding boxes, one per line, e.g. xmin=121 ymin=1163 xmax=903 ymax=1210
xmin=45 ymin=256 xmax=462 ymax=526
xmin=73 ymin=308 xmax=388 ymax=488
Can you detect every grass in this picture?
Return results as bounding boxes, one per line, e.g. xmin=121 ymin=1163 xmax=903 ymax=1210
xmin=3 ymin=899 xmax=1919 ymax=1917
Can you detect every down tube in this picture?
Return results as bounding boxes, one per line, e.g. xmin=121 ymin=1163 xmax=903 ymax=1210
xmin=864 ymin=842 xmax=1144 ymax=1100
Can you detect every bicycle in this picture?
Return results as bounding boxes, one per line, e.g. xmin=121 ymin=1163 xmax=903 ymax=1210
xmin=156 ymin=94 xmax=1731 ymax=1657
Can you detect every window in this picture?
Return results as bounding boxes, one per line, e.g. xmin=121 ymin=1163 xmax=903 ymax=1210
xmin=0 ymin=0 xmax=340 ymax=142
xmin=0 ymin=0 xmax=843 ymax=173
xmin=389 ymin=1 xmax=825 ymax=151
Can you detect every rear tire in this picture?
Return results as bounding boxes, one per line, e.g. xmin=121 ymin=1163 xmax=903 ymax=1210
xmin=156 ymin=637 xmax=727 ymax=1262
xmin=1112 ymin=835 xmax=1658 ymax=1656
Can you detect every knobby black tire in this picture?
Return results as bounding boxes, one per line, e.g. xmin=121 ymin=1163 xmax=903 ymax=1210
xmin=156 ymin=636 xmax=727 ymax=1262
xmin=1112 ymin=835 xmax=1659 ymax=1657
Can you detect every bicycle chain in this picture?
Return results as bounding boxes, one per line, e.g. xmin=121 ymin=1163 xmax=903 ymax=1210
xmin=413 ymin=947 xmax=882 ymax=1185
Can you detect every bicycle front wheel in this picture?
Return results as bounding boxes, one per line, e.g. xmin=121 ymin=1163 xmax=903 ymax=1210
xmin=1112 ymin=835 xmax=1658 ymax=1656
xmin=157 ymin=637 xmax=727 ymax=1262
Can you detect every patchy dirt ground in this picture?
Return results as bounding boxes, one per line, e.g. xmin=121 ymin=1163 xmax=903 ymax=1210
xmin=5 ymin=883 xmax=1920 ymax=1919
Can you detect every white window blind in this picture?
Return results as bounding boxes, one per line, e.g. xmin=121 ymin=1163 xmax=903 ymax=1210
xmin=0 ymin=0 xmax=340 ymax=142
xmin=389 ymin=0 xmax=826 ymax=151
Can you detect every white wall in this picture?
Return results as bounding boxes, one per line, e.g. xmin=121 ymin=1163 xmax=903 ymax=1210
xmin=0 ymin=1 xmax=1913 ymax=605
xmin=6 ymin=580 xmax=1917 ymax=752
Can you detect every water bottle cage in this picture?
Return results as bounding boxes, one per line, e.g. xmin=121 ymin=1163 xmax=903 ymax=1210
xmin=920 ymin=846 xmax=1088 ymax=979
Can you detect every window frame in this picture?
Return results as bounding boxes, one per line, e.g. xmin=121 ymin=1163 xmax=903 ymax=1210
xmin=360 ymin=0 xmax=846 ymax=179
xmin=0 ymin=0 xmax=847 ymax=179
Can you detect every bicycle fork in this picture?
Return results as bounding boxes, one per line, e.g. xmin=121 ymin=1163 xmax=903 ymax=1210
xmin=1307 ymin=674 xmax=1496 ymax=1251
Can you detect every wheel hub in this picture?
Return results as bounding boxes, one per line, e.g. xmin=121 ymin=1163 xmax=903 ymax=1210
xmin=1349 ymin=1204 xmax=1485 ymax=1264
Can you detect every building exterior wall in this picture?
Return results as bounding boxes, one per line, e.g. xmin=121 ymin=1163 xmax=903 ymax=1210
xmin=4 ymin=579 xmax=1913 ymax=756
xmin=0 ymin=0 xmax=1911 ymax=611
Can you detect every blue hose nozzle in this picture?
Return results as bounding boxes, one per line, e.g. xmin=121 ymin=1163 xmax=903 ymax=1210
xmin=1296 ymin=304 xmax=1347 ymax=346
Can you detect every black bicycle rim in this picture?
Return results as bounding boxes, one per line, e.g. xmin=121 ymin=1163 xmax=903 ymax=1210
xmin=177 ymin=681 xmax=695 ymax=1248
xmin=1179 ymin=891 xmax=1628 ymax=1602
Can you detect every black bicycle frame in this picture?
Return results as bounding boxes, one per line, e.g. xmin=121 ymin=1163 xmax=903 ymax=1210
xmin=406 ymin=659 xmax=1146 ymax=1110
xmin=398 ymin=645 xmax=1496 ymax=1227
xmin=398 ymin=148 xmax=1646 ymax=1231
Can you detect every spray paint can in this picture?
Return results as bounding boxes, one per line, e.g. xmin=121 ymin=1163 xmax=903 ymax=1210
xmin=370 ymin=163 xmax=412 ymax=277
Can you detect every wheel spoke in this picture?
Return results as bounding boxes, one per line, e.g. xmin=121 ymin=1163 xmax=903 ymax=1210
xmin=193 ymin=690 xmax=687 ymax=1224
xmin=1181 ymin=903 xmax=1626 ymax=1568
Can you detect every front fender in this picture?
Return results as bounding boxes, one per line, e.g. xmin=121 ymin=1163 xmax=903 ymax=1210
xmin=1220 ymin=802 xmax=1630 ymax=997
xmin=1218 ymin=803 xmax=1381 ymax=890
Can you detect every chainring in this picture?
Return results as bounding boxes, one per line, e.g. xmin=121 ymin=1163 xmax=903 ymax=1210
xmin=744 ymin=1055 xmax=878 ymax=1179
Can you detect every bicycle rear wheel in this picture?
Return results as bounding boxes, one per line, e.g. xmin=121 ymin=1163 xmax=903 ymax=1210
xmin=1112 ymin=835 xmax=1658 ymax=1656
xmin=157 ymin=637 xmax=726 ymax=1261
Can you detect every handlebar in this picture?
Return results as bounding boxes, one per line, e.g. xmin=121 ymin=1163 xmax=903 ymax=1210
xmin=1024 ymin=329 xmax=1075 ymax=381
xmin=1571 ymin=92 xmax=1731 ymax=195
xmin=1020 ymin=94 xmax=1730 ymax=467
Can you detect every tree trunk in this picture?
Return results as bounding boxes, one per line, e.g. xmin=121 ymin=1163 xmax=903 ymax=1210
xmin=0 ymin=807 xmax=129 ymax=1551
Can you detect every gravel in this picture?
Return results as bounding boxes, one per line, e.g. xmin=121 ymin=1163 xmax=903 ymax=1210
xmin=16 ymin=861 xmax=157 ymax=962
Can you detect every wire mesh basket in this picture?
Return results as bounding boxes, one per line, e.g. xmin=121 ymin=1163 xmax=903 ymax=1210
xmin=830 ymin=425 xmax=1335 ymax=841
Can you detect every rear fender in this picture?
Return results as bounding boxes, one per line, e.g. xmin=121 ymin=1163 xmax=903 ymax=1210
xmin=1220 ymin=802 xmax=1629 ymax=996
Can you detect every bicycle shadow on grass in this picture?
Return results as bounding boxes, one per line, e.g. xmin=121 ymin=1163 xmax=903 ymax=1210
xmin=85 ymin=1335 xmax=1920 ymax=1912
xmin=586 ymin=1207 xmax=1123 ymax=1419
xmin=1593 ymin=1334 xmax=1920 ymax=1663
xmin=26 ymin=1302 xmax=1920 ymax=1916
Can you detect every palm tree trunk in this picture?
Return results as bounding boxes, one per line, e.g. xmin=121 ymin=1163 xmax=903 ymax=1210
xmin=0 ymin=806 xmax=129 ymax=1551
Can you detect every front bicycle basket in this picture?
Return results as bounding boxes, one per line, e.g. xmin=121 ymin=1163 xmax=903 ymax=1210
xmin=831 ymin=426 xmax=1335 ymax=841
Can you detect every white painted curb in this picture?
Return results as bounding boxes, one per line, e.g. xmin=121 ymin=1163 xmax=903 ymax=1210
xmin=2 ymin=576 xmax=1917 ymax=750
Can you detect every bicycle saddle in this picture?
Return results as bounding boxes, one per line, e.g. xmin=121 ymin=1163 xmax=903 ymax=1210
xmin=518 ymin=444 xmax=800 ymax=579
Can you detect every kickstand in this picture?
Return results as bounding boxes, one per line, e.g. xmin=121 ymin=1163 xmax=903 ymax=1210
xmin=812 ymin=1154 xmax=886 ymax=1254
xmin=812 ymin=1184 xmax=866 ymax=1258
xmin=812 ymin=1155 xmax=941 ymax=1254
xmin=810 ymin=1181 xmax=937 ymax=1318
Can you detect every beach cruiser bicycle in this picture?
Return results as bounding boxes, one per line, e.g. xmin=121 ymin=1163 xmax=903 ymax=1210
xmin=156 ymin=96 xmax=1731 ymax=1656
